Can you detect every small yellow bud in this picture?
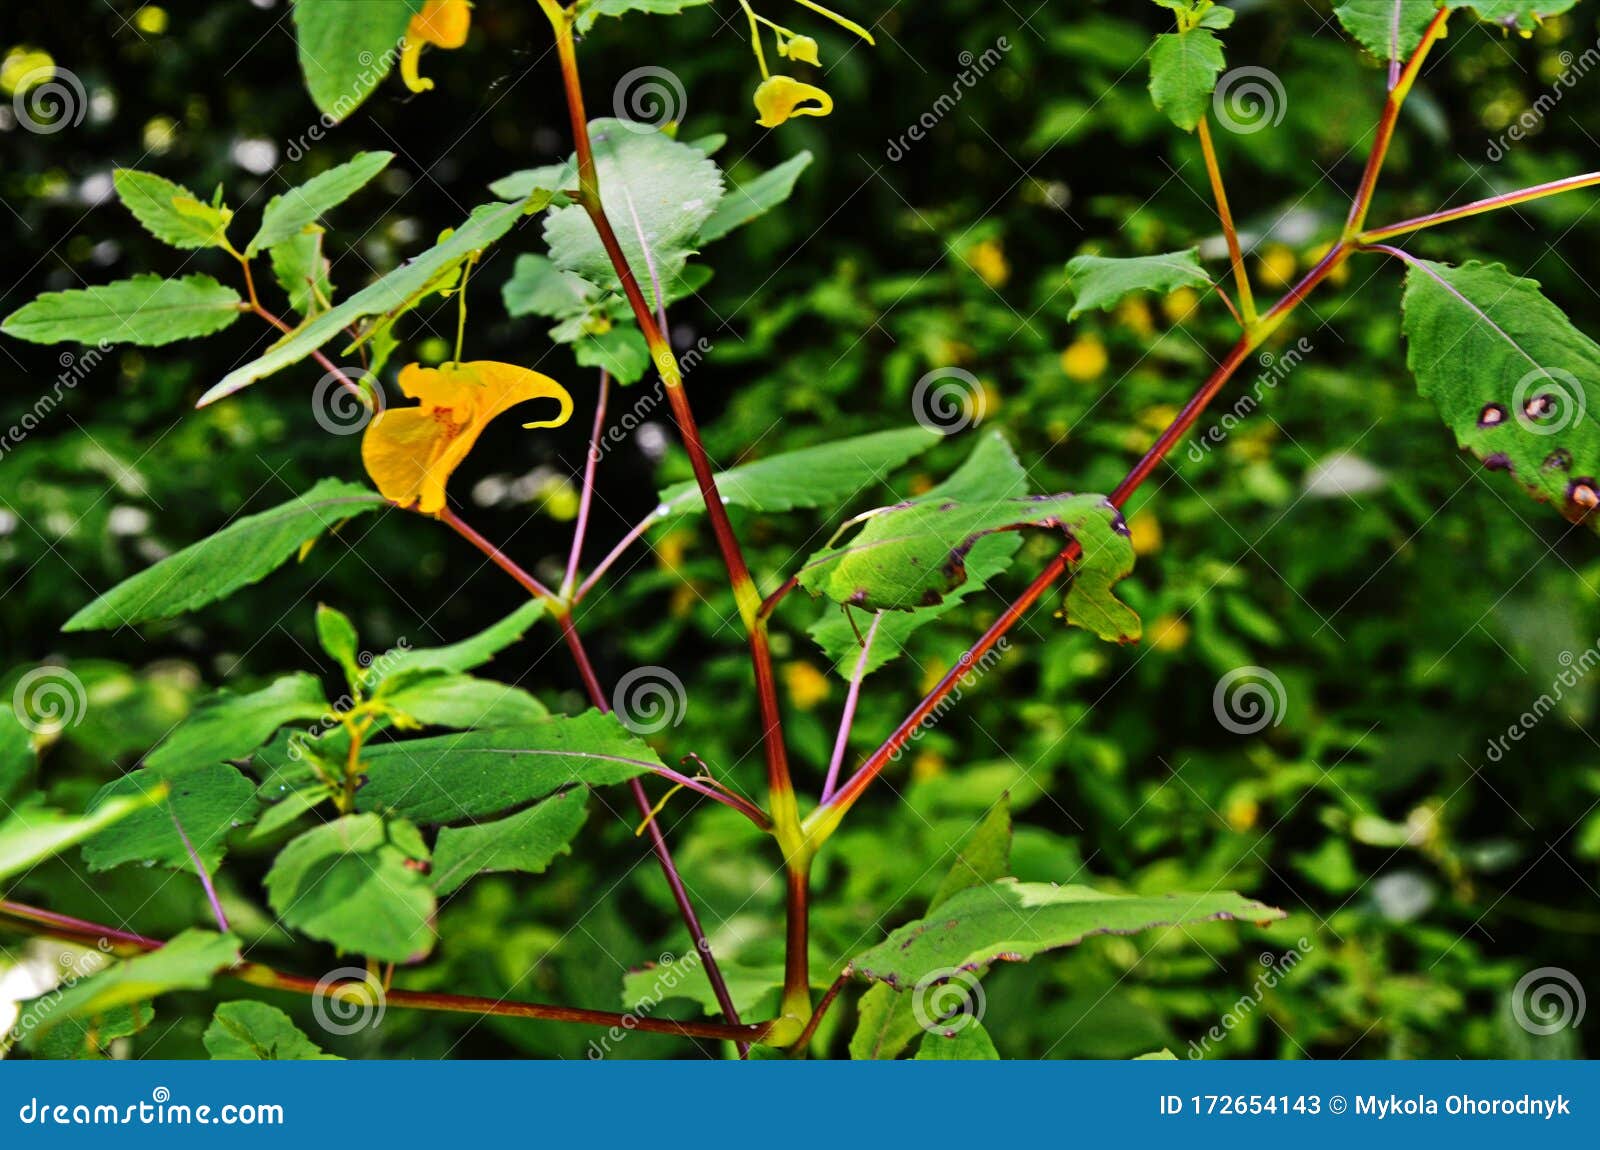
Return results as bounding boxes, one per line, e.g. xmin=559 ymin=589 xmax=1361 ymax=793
xmin=1060 ymin=335 xmax=1108 ymax=381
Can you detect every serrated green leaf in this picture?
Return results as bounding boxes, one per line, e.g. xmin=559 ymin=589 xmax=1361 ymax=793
xmin=660 ymin=426 xmax=944 ymax=515
xmin=316 ymin=604 xmax=361 ymax=685
xmin=355 ymin=711 xmax=661 ymax=823
xmin=2 ymin=274 xmax=243 ymax=347
xmin=1334 ymin=0 xmax=1440 ymax=60
xmin=63 ymin=479 xmax=385 ymax=631
xmin=22 ymin=930 xmax=240 ymax=1043
xmin=431 ymin=786 xmax=587 ymax=894
xmin=698 ymin=151 xmax=813 ymax=244
xmin=0 ymin=794 xmax=157 ymax=887
xmin=33 ymin=1003 xmax=154 ymax=1060
xmin=202 ymin=199 xmax=528 ymax=404
xmin=502 ymin=253 xmax=602 ymax=319
xmin=114 ymin=169 xmax=231 ymax=249
xmin=915 ymin=1020 xmax=999 ymax=1059
xmin=575 ymin=325 xmax=651 ymax=383
xmin=850 ymin=880 xmax=1283 ymax=989
xmin=146 ymin=672 xmax=329 ymax=773
xmin=1147 ymin=29 xmax=1225 ymax=132
xmin=270 ymin=229 xmax=335 ymax=316
xmin=205 ymin=1001 xmax=340 ymax=1060
xmin=1197 ymin=3 xmax=1236 ymax=29
xmin=1400 ymin=258 xmax=1600 ymax=531
xmin=574 ymin=0 xmax=713 ymax=34
xmin=367 ymin=598 xmax=546 ymax=685
xmin=1446 ymin=1 xmax=1578 ymax=31
xmin=543 ymin=120 xmax=723 ymax=293
xmin=248 ymin=150 xmax=393 ymax=256
xmin=82 ymin=763 xmax=259 ymax=873
xmin=377 ymin=671 xmax=550 ymax=729
xmin=290 ymin=0 xmax=421 ymax=121
xmin=264 ymin=814 xmax=435 ymax=962
xmin=1066 ymin=249 xmax=1211 ymax=320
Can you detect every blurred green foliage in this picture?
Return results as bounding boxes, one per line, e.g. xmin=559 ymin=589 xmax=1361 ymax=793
xmin=2 ymin=0 xmax=1598 ymax=1059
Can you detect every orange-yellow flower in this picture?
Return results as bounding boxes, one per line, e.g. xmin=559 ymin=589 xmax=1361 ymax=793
xmin=362 ymin=361 xmax=572 ymax=516
xmin=401 ymin=0 xmax=471 ymax=94
xmin=753 ymin=75 xmax=832 ymax=128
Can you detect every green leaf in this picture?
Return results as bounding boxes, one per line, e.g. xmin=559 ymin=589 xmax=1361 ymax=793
xmin=698 ymin=151 xmax=813 ymax=244
xmin=202 ymin=199 xmax=529 ymax=404
xmin=248 ymin=151 xmax=393 ymax=256
xmin=114 ymin=169 xmax=231 ymax=249
xmin=270 ymin=229 xmax=335 ymax=316
xmin=915 ymin=1020 xmax=1000 ymax=1059
xmin=63 ymin=479 xmax=385 ymax=631
xmin=204 ymin=1001 xmax=339 ymax=1060
xmin=809 ymin=432 xmax=1026 ymax=678
xmin=502 ymin=253 xmax=601 ymax=319
xmin=0 ymin=708 xmax=35 ymax=807
xmin=575 ymin=325 xmax=652 ymax=384
xmin=1445 ymin=1 xmax=1578 ymax=32
xmin=2 ymin=274 xmax=243 ymax=347
xmin=659 ymin=426 xmax=944 ymax=515
xmin=145 ymin=672 xmax=329 ymax=773
xmin=82 ymin=763 xmax=259 ymax=873
xmin=290 ymin=0 xmax=421 ymax=121
xmin=376 ymin=671 xmax=550 ymax=729
xmin=265 ymin=814 xmax=435 ymax=962
xmin=1147 ymin=29 xmax=1225 ymax=132
xmin=488 ymin=161 xmax=577 ymax=204
xmin=23 ymin=930 xmax=240 ymax=1042
xmin=316 ymin=603 xmax=361 ymax=684
xmin=543 ymin=120 xmax=723 ymax=292
xmin=1334 ymin=1 xmax=1440 ymax=60
xmin=796 ymin=486 xmax=1135 ymax=623
xmin=1400 ymin=258 xmax=1600 ymax=530
xmin=1065 ymin=249 xmax=1211 ymax=320
xmin=356 ymin=712 xmax=661 ymax=823
xmin=1197 ymin=3 xmax=1236 ymax=28
xmin=431 ymin=787 xmax=588 ymax=894
xmin=33 ymin=1003 xmax=153 ymax=1060
xmin=367 ymin=598 xmax=546 ymax=684
xmin=0 ymin=795 xmax=158 ymax=887
xmin=1135 ymin=1048 xmax=1181 ymax=1059
xmin=249 ymin=784 xmax=331 ymax=842
xmin=574 ymin=0 xmax=713 ymax=34
xmin=850 ymin=880 xmax=1284 ymax=989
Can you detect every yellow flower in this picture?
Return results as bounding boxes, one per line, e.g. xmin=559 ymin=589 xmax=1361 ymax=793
xmin=782 ymin=661 xmax=831 ymax=710
xmin=401 ymin=0 xmax=472 ymax=94
xmin=1060 ymin=335 xmax=1108 ymax=381
xmin=754 ymin=75 xmax=833 ymax=128
xmin=779 ymin=34 xmax=821 ymax=66
xmin=966 ymin=239 xmax=1010 ymax=288
xmin=1256 ymin=243 xmax=1297 ymax=289
xmin=362 ymin=361 xmax=572 ymax=516
xmin=1148 ymin=613 xmax=1189 ymax=652
xmin=1162 ymin=286 xmax=1200 ymax=324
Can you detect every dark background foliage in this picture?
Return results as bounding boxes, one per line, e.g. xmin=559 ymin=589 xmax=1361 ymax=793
xmin=2 ymin=0 xmax=1598 ymax=1058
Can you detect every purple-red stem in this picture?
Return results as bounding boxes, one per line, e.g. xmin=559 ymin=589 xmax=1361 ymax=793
xmin=562 ymin=369 xmax=610 ymax=600
xmin=821 ymin=613 xmax=880 ymax=804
